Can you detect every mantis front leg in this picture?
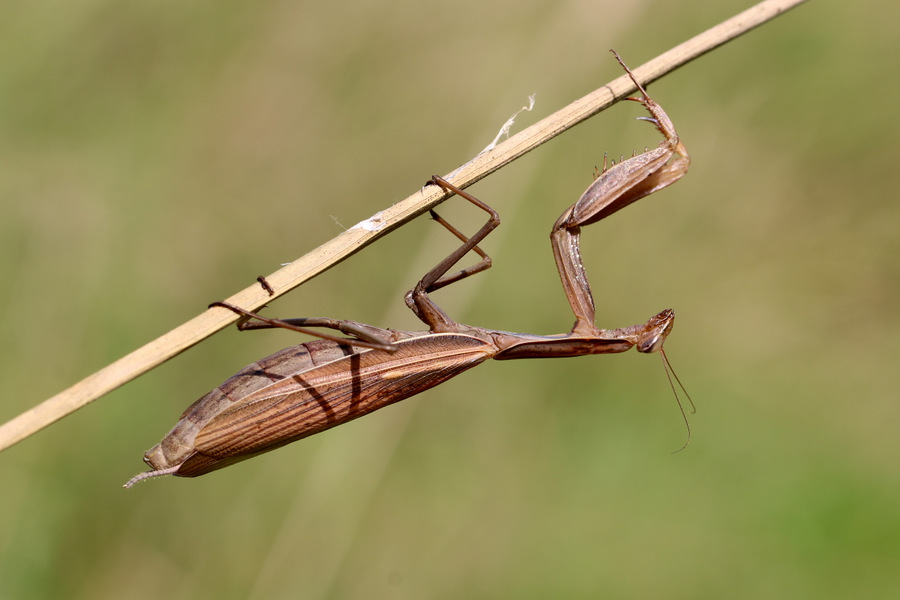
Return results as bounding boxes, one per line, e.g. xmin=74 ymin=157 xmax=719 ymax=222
xmin=553 ymin=50 xmax=691 ymax=335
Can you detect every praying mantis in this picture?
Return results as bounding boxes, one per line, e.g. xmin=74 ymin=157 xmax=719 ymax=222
xmin=125 ymin=51 xmax=692 ymax=488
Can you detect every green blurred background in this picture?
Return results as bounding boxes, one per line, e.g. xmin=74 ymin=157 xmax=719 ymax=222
xmin=2 ymin=0 xmax=898 ymax=598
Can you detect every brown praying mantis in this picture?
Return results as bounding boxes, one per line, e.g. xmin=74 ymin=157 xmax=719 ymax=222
xmin=125 ymin=51 xmax=692 ymax=488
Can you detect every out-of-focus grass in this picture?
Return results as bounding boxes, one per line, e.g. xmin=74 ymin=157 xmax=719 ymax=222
xmin=3 ymin=1 xmax=899 ymax=598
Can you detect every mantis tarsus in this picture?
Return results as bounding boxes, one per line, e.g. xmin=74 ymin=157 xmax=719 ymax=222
xmin=125 ymin=51 xmax=693 ymax=488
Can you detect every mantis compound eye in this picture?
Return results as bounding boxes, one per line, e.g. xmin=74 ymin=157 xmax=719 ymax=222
xmin=637 ymin=332 xmax=665 ymax=353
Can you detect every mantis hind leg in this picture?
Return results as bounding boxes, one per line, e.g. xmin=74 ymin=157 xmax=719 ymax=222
xmin=208 ymin=302 xmax=398 ymax=351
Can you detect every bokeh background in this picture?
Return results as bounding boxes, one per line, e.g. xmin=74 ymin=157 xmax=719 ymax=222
xmin=2 ymin=0 xmax=898 ymax=598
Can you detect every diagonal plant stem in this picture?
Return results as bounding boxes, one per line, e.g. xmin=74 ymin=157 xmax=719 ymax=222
xmin=0 ymin=0 xmax=808 ymax=453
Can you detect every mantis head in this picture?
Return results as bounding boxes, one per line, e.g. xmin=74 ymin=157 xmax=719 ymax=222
xmin=635 ymin=308 xmax=675 ymax=354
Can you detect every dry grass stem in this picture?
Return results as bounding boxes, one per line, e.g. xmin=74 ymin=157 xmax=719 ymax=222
xmin=0 ymin=0 xmax=808 ymax=453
